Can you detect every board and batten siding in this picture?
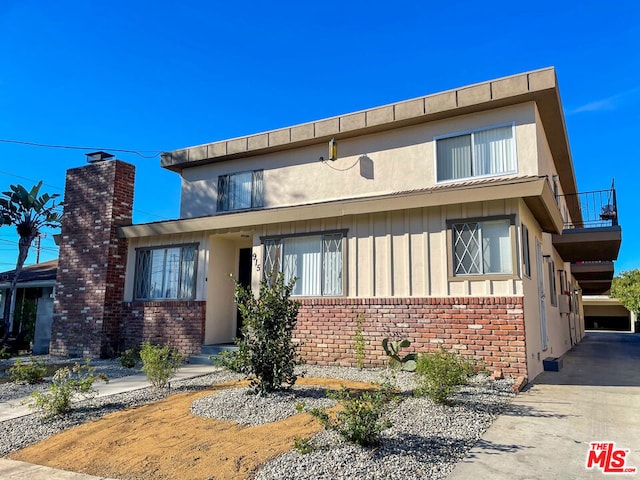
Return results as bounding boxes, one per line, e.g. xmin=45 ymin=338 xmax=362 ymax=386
xmin=255 ymin=199 xmax=523 ymax=299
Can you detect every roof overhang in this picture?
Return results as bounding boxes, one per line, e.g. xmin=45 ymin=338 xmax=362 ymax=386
xmin=0 ymin=280 xmax=55 ymax=289
xmin=119 ymin=176 xmax=563 ymax=239
xmin=160 ymin=67 xmax=578 ymax=197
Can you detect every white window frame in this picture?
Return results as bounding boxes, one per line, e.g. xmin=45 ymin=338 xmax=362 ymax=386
xmin=434 ymin=123 xmax=518 ymax=184
xmin=261 ymin=230 xmax=346 ymax=297
xmin=448 ymin=215 xmax=516 ymax=278
xmin=133 ymin=243 xmax=198 ymax=301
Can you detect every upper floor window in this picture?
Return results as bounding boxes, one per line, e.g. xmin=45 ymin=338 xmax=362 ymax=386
xmin=263 ymin=232 xmax=344 ymax=296
xmin=134 ymin=244 xmax=197 ymax=300
xmin=451 ymin=218 xmax=513 ymax=276
xmin=436 ymin=125 xmax=516 ymax=182
xmin=217 ymin=170 xmax=264 ymax=212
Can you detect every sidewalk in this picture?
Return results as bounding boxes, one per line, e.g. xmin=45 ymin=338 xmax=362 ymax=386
xmin=0 ymin=363 xmax=219 ymax=480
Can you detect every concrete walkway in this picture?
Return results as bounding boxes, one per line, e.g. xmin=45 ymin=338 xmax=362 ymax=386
xmin=0 ymin=363 xmax=219 ymax=479
xmin=448 ymin=332 xmax=640 ymax=480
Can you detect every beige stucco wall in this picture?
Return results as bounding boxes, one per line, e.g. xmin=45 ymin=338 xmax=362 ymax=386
xmin=179 ymin=103 xmax=541 ymax=219
xmin=518 ymin=198 xmax=581 ymax=380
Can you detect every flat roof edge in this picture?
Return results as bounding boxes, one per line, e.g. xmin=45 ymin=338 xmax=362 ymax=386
xmin=161 ymin=67 xmax=558 ymax=171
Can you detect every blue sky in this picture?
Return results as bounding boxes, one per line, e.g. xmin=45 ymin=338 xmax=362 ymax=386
xmin=0 ymin=1 xmax=638 ymax=273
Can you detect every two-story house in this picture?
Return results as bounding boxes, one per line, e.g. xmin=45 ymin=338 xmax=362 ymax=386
xmin=50 ymin=67 xmax=621 ymax=381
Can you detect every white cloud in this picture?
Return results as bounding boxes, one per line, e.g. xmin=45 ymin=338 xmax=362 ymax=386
xmin=568 ymin=86 xmax=640 ymax=114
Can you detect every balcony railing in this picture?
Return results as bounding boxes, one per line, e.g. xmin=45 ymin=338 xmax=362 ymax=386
xmin=559 ymin=180 xmax=618 ymax=229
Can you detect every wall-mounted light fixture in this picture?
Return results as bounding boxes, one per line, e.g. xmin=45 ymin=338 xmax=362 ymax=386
xmin=328 ymin=138 xmax=338 ymax=161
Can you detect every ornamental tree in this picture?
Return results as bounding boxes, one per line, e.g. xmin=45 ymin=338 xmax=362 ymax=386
xmin=610 ymin=269 xmax=640 ymax=315
xmin=0 ymin=181 xmax=62 ymax=342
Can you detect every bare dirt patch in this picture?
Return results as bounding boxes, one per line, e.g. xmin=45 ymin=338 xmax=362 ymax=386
xmin=9 ymin=377 xmax=374 ymax=480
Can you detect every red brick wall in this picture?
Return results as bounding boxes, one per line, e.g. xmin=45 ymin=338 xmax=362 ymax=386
xmin=50 ymin=160 xmax=135 ymax=358
xmin=120 ymin=301 xmax=205 ymax=357
xmin=294 ymin=296 xmax=527 ymax=376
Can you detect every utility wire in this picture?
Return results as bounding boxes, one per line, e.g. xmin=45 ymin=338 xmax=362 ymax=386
xmin=0 ymin=139 xmax=162 ymax=159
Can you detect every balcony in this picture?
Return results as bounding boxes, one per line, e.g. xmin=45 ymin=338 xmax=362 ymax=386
xmin=552 ymin=181 xmax=622 ymax=294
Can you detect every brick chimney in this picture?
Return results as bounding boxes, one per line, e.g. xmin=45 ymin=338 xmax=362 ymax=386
xmin=50 ymin=154 xmax=135 ymax=357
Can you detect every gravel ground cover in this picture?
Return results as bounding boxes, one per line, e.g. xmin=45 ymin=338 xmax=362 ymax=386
xmin=0 ymin=361 xmax=514 ymax=479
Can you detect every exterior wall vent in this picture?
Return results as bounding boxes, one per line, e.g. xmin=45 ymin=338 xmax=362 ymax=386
xmin=86 ymin=151 xmax=115 ymax=164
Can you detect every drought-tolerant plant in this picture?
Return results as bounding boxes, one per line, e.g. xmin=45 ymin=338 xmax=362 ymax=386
xmin=234 ymin=272 xmax=301 ymax=396
xmin=29 ymin=360 xmax=108 ymax=419
xmin=382 ymin=338 xmax=417 ymax=372
xmin=213 ymin=349 xmax=246 ymax=373
xmin=415 ymin=348 xmax=476 ymax=404
xmin=139 ymin=342 xmax=183 ymax=389
xmin=293 ymin=436 xmax=316 ymax=454
xmin=353 ymin=314 xmax=366 ymax=370
xmin=118 ymin=347 xmax=140 ymax=368
xmin=304 ymin=384 xmax=398 ymax=447
xmin=9 ymin=357 xmax=47 ymax=384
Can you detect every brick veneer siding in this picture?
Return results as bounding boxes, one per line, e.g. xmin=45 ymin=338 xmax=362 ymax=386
xmin=294 ymin=296 xmax=527 ymax=376
xmin=120 ymin=301 xmax=205 ymax=357
xmin=50 ymin=160 xmax=135 ymax=358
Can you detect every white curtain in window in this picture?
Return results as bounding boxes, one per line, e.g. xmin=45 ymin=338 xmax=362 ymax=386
xmin=437 ymin=135 xmax=472 ymax=181
xmin=482 ymin=220 xmax=512 ymax=274
xmin=163 ymin=248 xmax=181 ymax=298
xmin=473 ymin=126 xmax=515 ymax=176
xmin=283 ymin=236 xmax=321 ymax=295
xmin=323 ymin=235 xmax=343 ymax=295
xmin=230 ymin=172 xmax=252 ymax=210
xmin=179 ymin=246 xmax=196 ymax=299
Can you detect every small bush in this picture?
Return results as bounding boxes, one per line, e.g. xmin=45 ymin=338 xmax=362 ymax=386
xmin=214 ymin=349 xmax=246 ymax=373
xmin=234 ymin=272 xmax=301 ymax=396
xmin=29 ymin=360 xmax=108 ymax=419
xmin=119 ymin=347 xmax=140 ymax=368
xmin=9 ymin=357 xmax=47 ymax=384
xmin=0 ymin=346 xmax=10 ymax=360
xmin=139 ymin=342 xmax=183 ymax=389
xmin=305 ymin=384 xmax=398 ymax=447
xmin=415 ymin=349 xmax=475 ymax=404
xmin=293 ymin=436 xmax=316 ymax=454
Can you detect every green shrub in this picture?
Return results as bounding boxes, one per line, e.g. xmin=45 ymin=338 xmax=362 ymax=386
xmin=293 ymin=436 xmax=316 ymax=454
xmin=354 ymin=314 xmax=366 ymax=370
xmin=9 ymin=357 xmax=47 ymax=384
xmin=415 ymin=348 xmax=475 ymax=404
xmin=0 ymin=346 xmax=10 ymax=360
xmin=29 ymin=360 xmax=108 ymax=419
xmin=119 ymin=347 xmax=140 ymax=368
xmin=234 ymin=272 xmax=301 ymax=396
xmin=305 ymin=384 xmax=398 ymax=447
xmin=139 ymin=342 xmax=183 ymax=389
xmin=213 ymin=349 xmax=246 ymax=372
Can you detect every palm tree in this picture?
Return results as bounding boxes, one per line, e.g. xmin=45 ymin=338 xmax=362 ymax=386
xmin=0 ymin=181 xmax=62 ymax=342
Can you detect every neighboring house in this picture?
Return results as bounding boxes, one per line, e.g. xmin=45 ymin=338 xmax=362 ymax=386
xmin=49 ymin=67 xmax=622 ymax=381
xmin=0 ymin=260 xmax=57 ymax=354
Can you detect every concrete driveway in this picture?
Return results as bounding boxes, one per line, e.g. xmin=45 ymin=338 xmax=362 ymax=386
xmin=448 ymin=332 xmax=640 ymax=479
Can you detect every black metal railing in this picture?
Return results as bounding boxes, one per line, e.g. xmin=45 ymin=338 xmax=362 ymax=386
xmin=559 ymin=180 xmax=618 ymax=229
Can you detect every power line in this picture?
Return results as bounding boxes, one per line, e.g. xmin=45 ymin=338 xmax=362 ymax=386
xmin=0 ymin=138 xmax=162 ymax=159
xmin=0 ymin=169 xmax=171 ymax=220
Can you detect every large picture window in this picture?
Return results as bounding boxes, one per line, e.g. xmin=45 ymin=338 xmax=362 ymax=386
xmin=134 ymin=244 xmax=197 ymax=300
xmin=263 ymin=232 xmax=344 ymax=296
xmin=451 ymin=219 xmax=513 ymax=276
xmin=436 ymin=125 xmax=516 ymax=182
xmin=217 ymin=170 xmax=264 ymax=212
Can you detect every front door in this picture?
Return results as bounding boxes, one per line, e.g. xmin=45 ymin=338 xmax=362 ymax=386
xmin=236 ymin=248 xmax=253 ymax=338
xmin=536 ymin=239 xmax=548 ymax=350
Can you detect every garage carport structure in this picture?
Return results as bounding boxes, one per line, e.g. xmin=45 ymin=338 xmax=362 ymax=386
xmin=582 ymin=295 xmax=637 ymax=332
